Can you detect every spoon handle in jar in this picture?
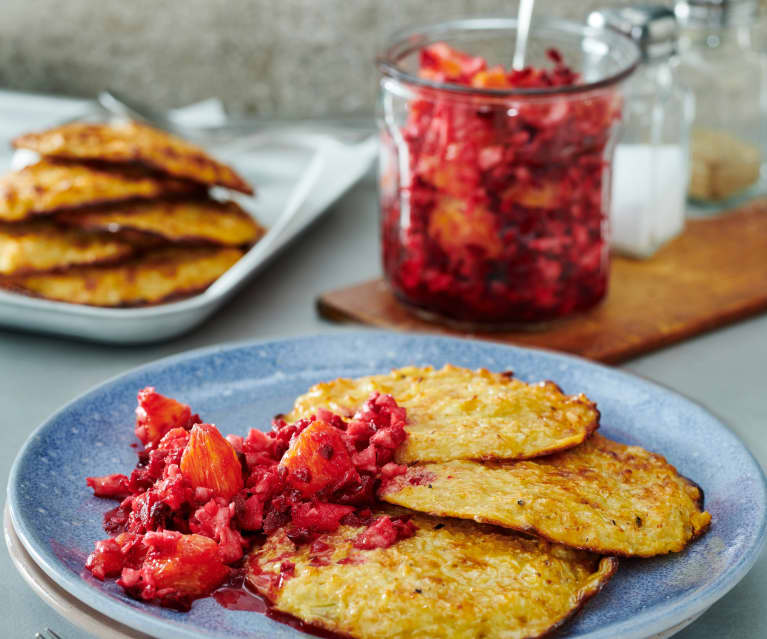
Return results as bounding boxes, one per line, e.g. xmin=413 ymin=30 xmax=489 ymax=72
xmin=513 ymin=0 xmax=535 ymax=70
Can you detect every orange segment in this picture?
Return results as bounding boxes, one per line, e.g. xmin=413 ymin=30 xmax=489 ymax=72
xmin=279 ymin=420 xmax=358 ymax=497
xmin=180 ymin=424 xmax=244 ymax=500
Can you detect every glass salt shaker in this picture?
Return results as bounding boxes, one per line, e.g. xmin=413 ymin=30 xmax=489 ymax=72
xmin=589 ymin=6 xmax=694 ymax=258
xmin=674 ymin=0 xmax=767 ymax=207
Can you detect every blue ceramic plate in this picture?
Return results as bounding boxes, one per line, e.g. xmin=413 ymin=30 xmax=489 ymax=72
xmin=8 ymin=332 xmax=767 ymax=639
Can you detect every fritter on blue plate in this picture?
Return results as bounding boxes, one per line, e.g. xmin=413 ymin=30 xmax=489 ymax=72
xmin=247 ymin=509 xmax=617 ymax=639
xmin=380 ymin=433 xmax=711 ymax=557
xmin=285 ymin=365 xmax=599 ymax=464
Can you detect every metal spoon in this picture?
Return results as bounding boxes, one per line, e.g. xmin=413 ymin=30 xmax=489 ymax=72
xmin=512 ymin=0 xmax=535 ymax=70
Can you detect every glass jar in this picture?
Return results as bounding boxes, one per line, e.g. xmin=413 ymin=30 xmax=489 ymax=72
xmin=590 ymin=6 xmax=694 ymax=258
xmin=674 ymin=0 xmax=767 ymax=207
xmin=376 ymin=18 xmax=640 ymax=328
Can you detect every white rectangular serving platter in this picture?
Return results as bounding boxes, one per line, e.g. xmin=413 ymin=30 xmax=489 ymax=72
xmin=0 ymin=124 xmax=378 ymax=344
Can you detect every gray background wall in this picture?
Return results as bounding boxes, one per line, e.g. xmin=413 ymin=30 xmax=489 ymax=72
xmin=0 ymin=0 xmax=646 ymax=116
xmin=0 ymin=0 xmax=753 ymax=117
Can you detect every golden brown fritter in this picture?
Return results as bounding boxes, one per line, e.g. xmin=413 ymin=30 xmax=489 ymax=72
xmin=380 ymin=434 xmax=711 ymax=557
xmin=0 ymin=220 xmax=133 ymax=276
xmin=285 ymin=365 xmax=599 ymax=464
xmin=57 ymin=198 xmax=265 ymax=247
xmin=247 ymin=510 xmax=617 ymax=639
xmin=2 ymin=246 xmax=242 ymax=306
xmin=13 ymin=121 xmax=253 ymax=194
xmin=0 ymin=160 xmax=200 ymax=222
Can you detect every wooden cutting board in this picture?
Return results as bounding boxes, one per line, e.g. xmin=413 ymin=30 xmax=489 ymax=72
xmin=318 ymin=202 xmax=767 ymax=364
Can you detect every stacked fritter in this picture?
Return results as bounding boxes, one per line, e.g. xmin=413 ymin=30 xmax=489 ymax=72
xmin=248 ymin=365 xmax=711 ymax=639
xmin=0 ymin=121 xmax=264 ymax=306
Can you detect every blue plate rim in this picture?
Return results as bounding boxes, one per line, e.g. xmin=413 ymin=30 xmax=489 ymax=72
xmin=7 ymin=330 xmax=767 ymax=639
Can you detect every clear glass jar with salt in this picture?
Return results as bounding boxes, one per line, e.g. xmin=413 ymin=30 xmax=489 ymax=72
xmin=589 ymin=6 xmax=694 ymax=258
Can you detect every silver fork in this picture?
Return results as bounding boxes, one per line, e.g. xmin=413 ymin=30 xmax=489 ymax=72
xmin=35 ymin=629 xmax=63 ymax=639
xmin=97 ymin=89 xmax=374 ymax=145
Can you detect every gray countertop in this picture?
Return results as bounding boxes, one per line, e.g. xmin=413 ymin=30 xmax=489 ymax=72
xmin=1 ymin=93 xmax=765 ymax=639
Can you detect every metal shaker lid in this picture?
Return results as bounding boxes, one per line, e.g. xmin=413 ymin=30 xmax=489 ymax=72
xmin=588 ymin=5 xmax=678 ymax=60
xmin=674 ymin=0 xmax=759 ymax=27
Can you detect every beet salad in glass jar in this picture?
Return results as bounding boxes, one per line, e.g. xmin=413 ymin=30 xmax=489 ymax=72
xmin=377 ymin=18 xmax=640 ymax=327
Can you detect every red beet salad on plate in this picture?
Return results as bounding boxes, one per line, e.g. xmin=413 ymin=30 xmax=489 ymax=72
xmin=85 ymin=387 xmax=414 ymax=609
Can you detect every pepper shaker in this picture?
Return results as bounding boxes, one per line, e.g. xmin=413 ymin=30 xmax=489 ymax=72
xmin=589 ymin=5 xmax=694 ymax=258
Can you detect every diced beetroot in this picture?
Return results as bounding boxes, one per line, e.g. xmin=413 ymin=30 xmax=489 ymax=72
xmin=370 ymin=428 xmax=403 ymax=449
xmin=239 ymin=428 xmax=280 ymax=472
xmin=345 ymin=418 xmax=374 ymax=449
xmin=243 ymin=428 xmax=271 ymax=453
xmin=114 ymin=532 xmax=147 ymax=567
xmin=345 ymin=393 xmax=408 ymax=478
xmin=353 ymin=515 xmax=417 ymax=550
xmin=126 ymin=491 xmax=162 ymax=533
xmin=263 ymin=508 xmax=291 ymax=536
xmin=380 ymin=463 xmax=407 ymax=480
xmin=234 ymin=491 xmax=265 ymax=531
xmin=104 ymin=500 xmax=131 ymax=534
xmin=314 ymin=407 xmax=347 ymax=430
xmin=353 ymin=516 xmax=397 ymax=550
xmin=146 ymin=449 xmax=171 ymax=480
xmin=86 ymin=531 xmax=148 ymax=580
xmin=290 ymin=502 xmax=354 ymax=533
xmin=190 ymin=498 xmax=247 ymax=563
xmin=135 ymin=388 xmax=193 ymax=449
xmin=128 ymin=466 xmax=154 ymax=494
xmin=279 ymin=420 xmax=359 ymax=497
xmin=143 ymin=529 xmax=180 ymax=553
xmin=246 ymin=465 xmax=284 ymax=500
xmin=280 ymin=560 xmax=295 ymax=579
xmin=153 ymin=469 xmax=187 ymax=511
xmin=310 ymin=539 xmax=333 ymax=554
xmin=157 ymin=427 xmax=190 ymax=453
xmin=180 ymin=424 xmax=244 ymax=501
xmin=332 ymin=473 xmax=377 ymax=506
xmin=86 ymin=474 xmax=131 ymax=499
xmin=352 ymin=392 xmax=407 ymax=441
xmin=340 ymin=508 xmax=374 ymax=528
xmin=86 ymin=538 xmax=124 ymax=579
xmin=351 ymin=445 xmax=378 ymax=474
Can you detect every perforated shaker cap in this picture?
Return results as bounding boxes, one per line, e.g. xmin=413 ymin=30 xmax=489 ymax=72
xmin=588 ymin=5 xmax=679 ymax=61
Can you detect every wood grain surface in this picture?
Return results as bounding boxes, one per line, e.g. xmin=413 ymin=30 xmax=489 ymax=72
xmin=318 ymin=202 xmax=767 ymax=364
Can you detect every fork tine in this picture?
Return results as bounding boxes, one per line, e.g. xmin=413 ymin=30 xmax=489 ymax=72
xmin=34 ymin=634 xmax=45 ymax=639
xmin=47 ymin=631 xmax=64 ymax=639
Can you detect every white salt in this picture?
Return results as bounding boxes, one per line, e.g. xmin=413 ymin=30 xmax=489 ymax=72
xmin=610 ymin=144 xmax=687 ymax=258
